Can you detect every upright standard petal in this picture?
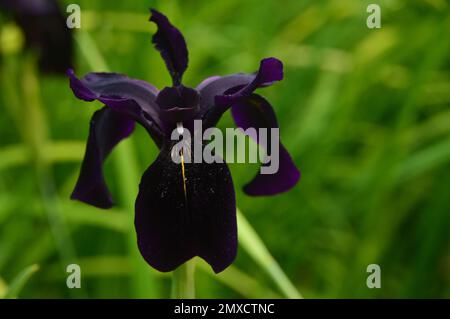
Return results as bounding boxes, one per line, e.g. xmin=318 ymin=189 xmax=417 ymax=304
xmin=135 ymin=142 xmax=237 ymax=273
xmin=71 ymin=107 xmax=135 ymax=208
xmin=150 ymin=9 xmax=188 ymax=85
xmin=231 ymin=94 xmax=300 ymax=195
xmin=67 ymin=69 xmax=164 ymax=146
xmin=199 ymin=58 xmax=284 ymax=127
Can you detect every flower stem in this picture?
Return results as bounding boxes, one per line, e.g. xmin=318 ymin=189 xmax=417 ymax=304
xmin=171 ymin=259 xmax=196 ymax=299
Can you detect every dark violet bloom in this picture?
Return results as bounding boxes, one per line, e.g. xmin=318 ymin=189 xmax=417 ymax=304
xmin=0 ymin=0 xmax=73 ymax=74
xmin=67 ymin=9 xmax=300 ymax=273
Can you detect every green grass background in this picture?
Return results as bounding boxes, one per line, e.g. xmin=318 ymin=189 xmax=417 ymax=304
xmin=0 ymin=0 xmax=449 ymax=298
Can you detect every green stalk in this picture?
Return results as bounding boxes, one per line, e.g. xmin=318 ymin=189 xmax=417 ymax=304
xmin=171 ymin=260 xmax=196 ymax=299
xmin=1 ymin=53 xmax=82 ymax=297
xmin=3 ymin=264 xmax=39 ymax=299
xmin=237 ymin=209 xmax=302 ymax=299
xmin=20 ymin=56 xmax=82 ymax=298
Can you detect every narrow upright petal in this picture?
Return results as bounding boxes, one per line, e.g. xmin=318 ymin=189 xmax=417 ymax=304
xmin=71 ymin=107 xmax=135 ymax=208
xmin=150 ymin=9 xmax=188 ymax=85
xmin=67 ymin=70 xmax=164 ymax=145
xmin=231 ymin=94 xmax=300 ymax=195
xmin=135 ymin=143 xmax=237 ymax=273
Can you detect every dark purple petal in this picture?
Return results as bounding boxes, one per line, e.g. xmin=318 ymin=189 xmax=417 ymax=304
xmin=231 ymin=94 xmax=300 ymax=195
xmin=0 ymin=0 xmax=56 ymax=14
xmin=198 ymin=74 xmax=253 ymax=115
xmin=155 ymin=85 xmax=199 ymax=126
xmin=215 ymin=58 xmax=283 ymax=106
xmin=196 ymin=76 xmax=221 ymax=91
xmin=198 ymin=58 xmax=283 ymax=127
xmin=0 ymin=0 xmax=73 ymax=74
xmin=135 ymin=143 xmax=237 ymax=273
xmin=243 ymin=146 xmax=300 ymax=196
xmin=155 ymin=85 xmax=199 ymax=110
xmin=67 ymin=69 xmax=164 ymax=146
xmin=71 ymin=107 xmax=135 ymax=208
xmin=150 ymin=9 xmax=188 ymax=85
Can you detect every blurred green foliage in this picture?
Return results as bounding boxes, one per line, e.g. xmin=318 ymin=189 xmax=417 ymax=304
xmin=0 ymin=0 xmax=449 ymax=298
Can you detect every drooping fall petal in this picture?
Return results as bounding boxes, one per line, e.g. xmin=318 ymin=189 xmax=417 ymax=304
xmin=71 ymin=107 xmax=135 ymax=208
xmin=66 ymin=7 xmax=298 ymax=275
xmin=135 ymin=142 xmax=237 ymax=273
xmin=231 ymin=94 xmax=300 ymax=195
xmin=67 ymin=69 xmax=164 ymax=145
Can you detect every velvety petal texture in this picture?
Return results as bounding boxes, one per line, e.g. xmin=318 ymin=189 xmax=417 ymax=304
xmin=71 ymin=107 xmax=135 ymax=208
xmin=156 ymin=86 xmax=199 ymax=127
xmin=150 ymin=9 xmax=188 ymax=85
xmin=156 ymin=86 xmax=199 ymax=110
xmin=135 ymin=142 xmax=237 ymax=273
xmin=215 ymin=58 xmax=283 ymax=107
xmin=67 ymin=8 xmax=299 ymax=275
xmin=199 ymin=58 xmax=284 ymax=127
xmin=198 ymin=74 xmax=253 ymax=115
xmin=231 ymin=94 xmax=300 ymax=195
xmin=67 ymin=69 xmax=164 ymax=145
xmin=0 ymin=0 xmax=73 ymax=74
xmin=196 ymin=76 xmax=221 ymax=91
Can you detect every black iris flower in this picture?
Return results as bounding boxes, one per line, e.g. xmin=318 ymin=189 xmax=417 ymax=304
xmin=0 ymin=0 xmax=73 ymax=74
xmin=67 ymin=9 xmax=300 ymax=273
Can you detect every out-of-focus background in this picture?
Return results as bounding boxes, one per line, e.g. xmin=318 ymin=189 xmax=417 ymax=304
xmin=0 ymin=0 xmax=449 ymax=298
